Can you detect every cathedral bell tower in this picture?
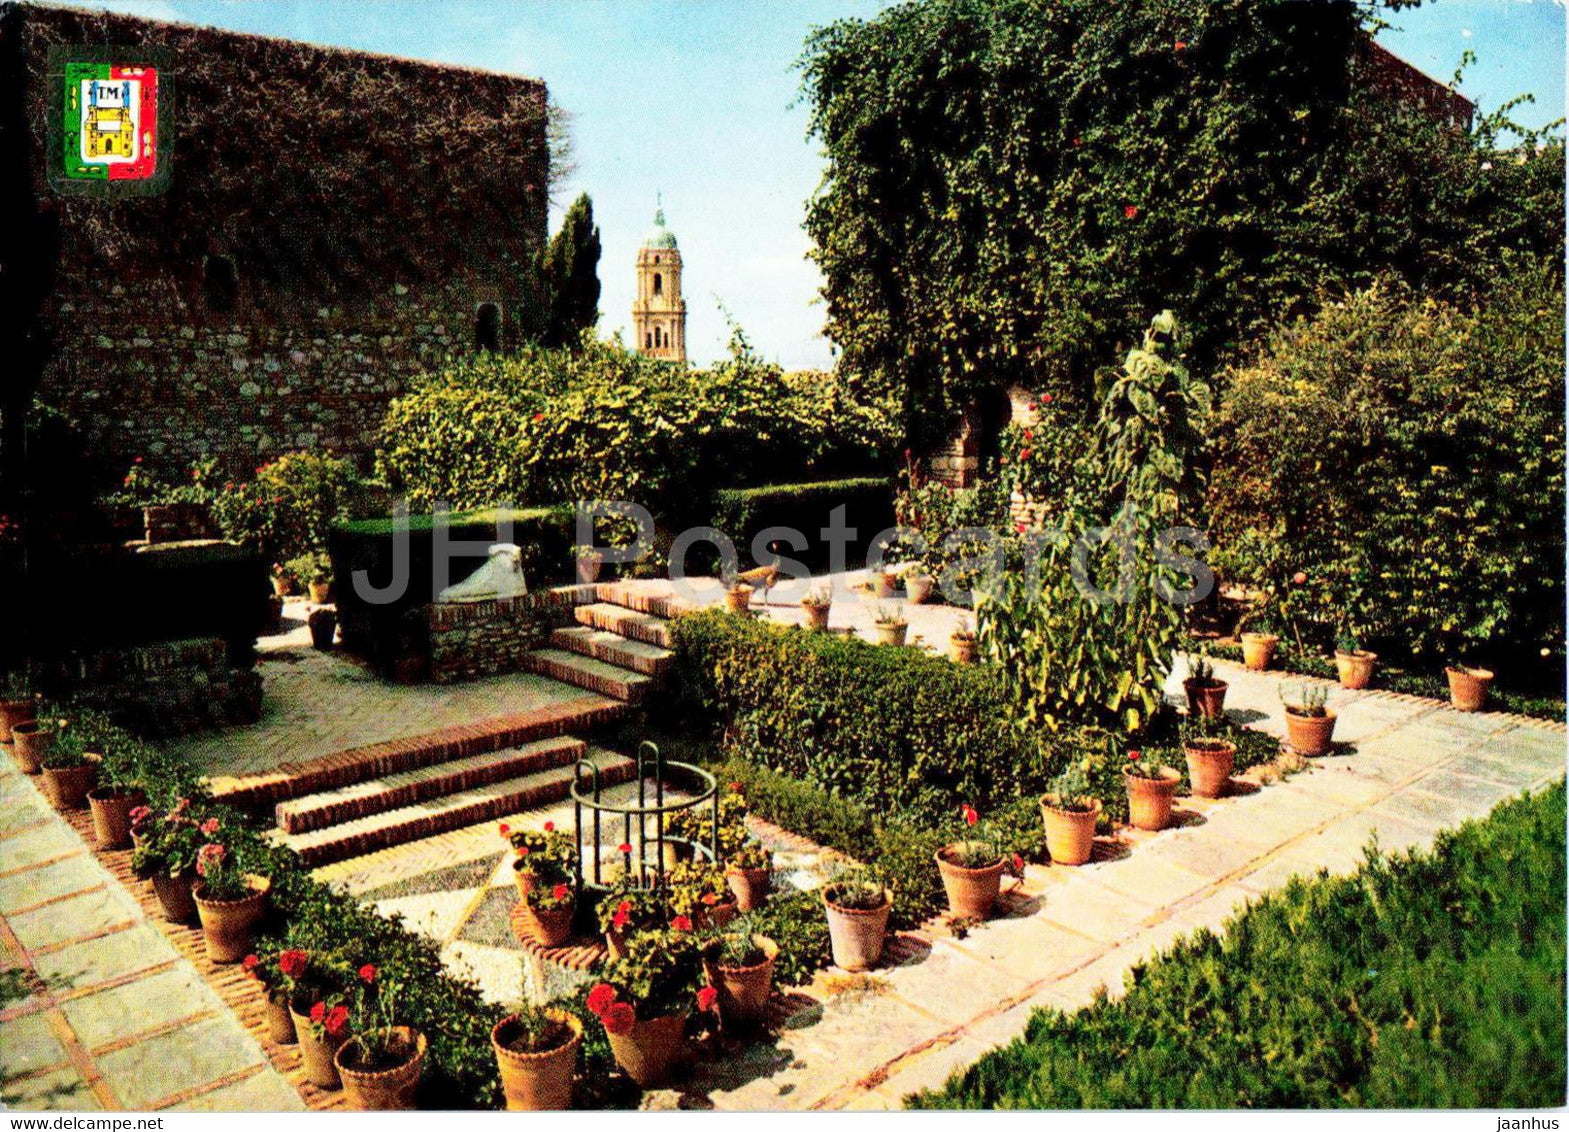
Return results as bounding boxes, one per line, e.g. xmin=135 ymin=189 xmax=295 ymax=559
xmin=632 ymin=200 xmax=686 ymax=363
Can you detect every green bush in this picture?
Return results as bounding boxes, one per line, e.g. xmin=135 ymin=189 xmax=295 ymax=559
xmin=711 ymin=477 xmax=893 ymax=573
xmin=801 ymin=0 xmax=1565 ymax=445
xmin=212 ymin=451 xmax=370 ymax=566
xmin=912 ymin=782 xmax=1567 ymax=1109
xmin=1210 ymin=259 xmax=1566 ymax=677
xmin=375 ymin=339 xmax=899 ymax=520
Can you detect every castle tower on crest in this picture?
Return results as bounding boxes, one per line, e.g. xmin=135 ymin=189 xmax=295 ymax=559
xmin=632 ymin=200 xmax=686 ymax=363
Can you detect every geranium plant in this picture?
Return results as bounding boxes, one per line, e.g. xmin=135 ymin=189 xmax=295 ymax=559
xmin=586 ymin=929 xmax=706 ymax=1031
xmin=194 ymin=841 xmax=252 ymax=901
xmin=1043 ymin=763 xmax=1097 ymax=814
xmin=1124 ymin=748 xmax=1170 ymax=780
xmin=505 ymin=822 xmax=578 ymax=887
xmin=596 ymin=875 xmax=670 ymax=938
xmin=944 ymin=803 xmax=1004 ymax=869
xmin=666 ymin=860 xmax=733 ymax=919
xmin=129 ymin=797 xmax=208 ymax=881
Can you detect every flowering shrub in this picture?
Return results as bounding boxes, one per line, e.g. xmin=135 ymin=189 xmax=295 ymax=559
xmin=503 ymin=822 xmax=577 ymax=888
xmin=212 ymin=451 xmax=367 ymax=565
xmin=129 ymin=796 xmax=209 ymax=880
xmin=595 ymin=878 xmax=669 ymax=938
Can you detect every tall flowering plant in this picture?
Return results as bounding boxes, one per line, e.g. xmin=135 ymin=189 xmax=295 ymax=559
xmin=945 ymin=803 xmax=1023 ymax=872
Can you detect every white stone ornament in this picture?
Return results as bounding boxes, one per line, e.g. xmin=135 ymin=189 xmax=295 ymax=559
xmin=437 ymin=543 xmax=528 ymax=602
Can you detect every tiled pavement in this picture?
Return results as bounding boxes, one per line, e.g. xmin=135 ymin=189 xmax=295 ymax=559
xmin=0 ymin=760 xmax=303 ymax=1112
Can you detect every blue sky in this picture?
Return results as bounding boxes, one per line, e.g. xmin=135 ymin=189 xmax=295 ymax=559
xmin=61 ymin=0 xmax=1567 ymax=369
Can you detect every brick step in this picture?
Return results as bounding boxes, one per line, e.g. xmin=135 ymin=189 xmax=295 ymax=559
xmin=593 ymin=581 xmax=693 ymax=620
xmin=574 ymin=602 xmax=674 ymax=649
xmin=274 ymin=736 xmax=586 ymax=835
xmin=275 ymin=749 xmax=636 ymax=868
xmin=549 ymin=626 xmax=674 ymax=677
xmin=524 ymin=649 xmax=651 ymax=704
xmin=209 ymin=696 xmax=629 ymax=812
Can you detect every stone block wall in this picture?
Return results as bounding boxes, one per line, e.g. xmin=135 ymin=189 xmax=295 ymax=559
xmin=426 ymin=588 xmax=590 ymax=684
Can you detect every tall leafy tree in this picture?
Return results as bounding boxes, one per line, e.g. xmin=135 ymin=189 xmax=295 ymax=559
xmin=799 ymin=0 xmax=1564 ymax=448
xmin=541 ymin=192 xmax=602 ymax=350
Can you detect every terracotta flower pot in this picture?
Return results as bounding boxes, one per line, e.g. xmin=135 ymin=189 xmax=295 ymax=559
xmin=822 ymin=889 xmax=892 ymax=972
xmin=42 ymin=755 xmax=100 ymax=811
xmin=695 ymin=898 xmax=738 ymax=931
xmin=88 ymin=786 xmax=145 ymax=849
xmin=948 ymin=636 xmax=977 ymax=665
xmin=1241 ymin=632 xmax=1279 ymax=671
xmin=725 ymin=585 xmax=753 ymax=614
xmin=604 ymin=928 xmax=630 ymax=960
xmin=335 ymin=1026 xmax=426 ymax=1110
xmin=703 ymin=935 xmax=778 ymax=1026
xmin=151 ymin=869 xmax=199 ymax=924
xmin=11 ymin=721 xmax=52 ymax=775
xmin=1184 ymin=740 xmax=1237 ymax=799
xmin=291 ymin=1002 xmax=348 ymax=1089
xmin=873 ymin=622 xmax=908 ymax=647
xmin=492 ymin=1010 xmax=582 ymax=1111
xmin=904 ymin=574 xmax=933 ymax=604
xmin=725 ymin=866 xmax=771 ymax=911
xmin=0 ymin=699 xmax=35 ymax=744
xmin=308 ymin=580 xmax=331 ymax=604
xmin=308 ymin=612 xmax=337 ymax=651
xmin=576 ymin=552 xmax=604 ymax=585
xmin=606 ymin=1010 xmax=689 ymax=1088
xmin=1285 ymin=709 xmax=1337 ymax=757
xmin=265 ymin=995 xmax=298 ymax=1045
xmin=193 ymin=875 xmax=270 ymax=963
xmin=1334 ymin=650 xmax=1377 ymax=690
xmin=1446 ymin=666 xmax=1494 ymax=713
xmin=803 ymin=604 xmax=830 ymax=631
xmin=1124 ymin=767 xmax=1182 ymax=832
xmin=871 ymin=573 xmax=897 ymax=599
xmin=524 ymin=902 xmax=575 ymax=948
xmin=1039 ymin=797 xmax=1101 ymax=866
xmin=934 ymin=845 xmax=1004 ymax=920
xmin=1184 ymin=678 xmax=1228 ymax=719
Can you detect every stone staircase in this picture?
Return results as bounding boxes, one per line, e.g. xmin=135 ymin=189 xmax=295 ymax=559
xmin=212 ymin=581 xmax=698 ymax=870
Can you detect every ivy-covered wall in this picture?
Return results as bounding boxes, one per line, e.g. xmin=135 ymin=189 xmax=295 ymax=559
xmin=2 ymin=1 xmax=550 ymax=478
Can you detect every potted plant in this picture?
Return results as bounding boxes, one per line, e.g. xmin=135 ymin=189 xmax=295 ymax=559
xmin=129 ymin=798 xmax=205 ymax=924
xmin=668 ymin=860 xmax=737 ymax=930
xmin=700 ymin=915 xmax=778 ymax=1027
xmin=1123 ymin=749 xmax=1181 ymax=832
xmin=11 ymin=717 xmax=54 ymax=775
xmin=597 ymin=877 xmax=668 ymax=959
xmin=871 ymin=604 xmax=908 ymax=647
xmin=270 ymin=563 xmax=294 ymax=598
xmin=1281 ymin=682 xmax=1336 ymax=757
xmin=523 ymin=878 xmax=577 ymax=948
xmin=242 ymin=943 xmax=310 ymax=1045
xmin=572 ymin=544 xmax=605 ymax=585
xmin=724 ymin=841 xmax=773 ymax=911
xmin=724 ymin=582 xmax=754 ymax=615
xmin=1039 ymin=763 xmax=1101 ymax=866
xmin=821 ymin=870 xmax=893 ymax=971
xmin=1334 ymin=633 xmax=1377 ymax=691
xmin=1239 ymin=609 xmax=1279 ymax=671
xmin=504 ymin=822 xmax=577 ymax=899
xmin=289 ymin=952 xmax=356 ymax=1089
xmin=334 ymin=965 xmax=426 ymax=1110
xmin=948 ymin=624 xmax=977 ymax=665
xmin=87 ymin=772 xmax=146 ymax=850
xmin=1445 ymin=662 xmax=1494 ymax=712
xmin=800 ymin=586 xmax=832 ymax=631
xmin=491 ymin=996 xmax=582 ymax=1110
xmin=935 ymin=804 xmax=1007 ymax=920
xmin=903 ymin=565 xmax=934 ymax=605
xmin=1182 ymin=716 xmax=1237 ymax=799
xmin=0 ymin=678 xmax=36 ymax=744
xmin=1183 ymin=652 xmax=1228 ymax=718
xmin=868 ymin=566 xmax=897 ymax=599
xmin=39 ymin=723 xmax=100 ymax=811
xmin=307 ymin=607 xmax=338 ymax=651
xmin=586 ymin=929 xmax=706 ymax=1087
xmin=288 ymin=551 xmax=334 ymax=604
xmin=192 ymin=839 xmax=271 ymax=963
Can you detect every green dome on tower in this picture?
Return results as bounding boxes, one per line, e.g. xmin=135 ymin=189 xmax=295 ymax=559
xmin=642 ymin=204 xmax=678 ymax=250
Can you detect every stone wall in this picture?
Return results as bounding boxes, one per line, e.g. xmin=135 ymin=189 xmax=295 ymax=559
xmin=426 ymin=588 xmax=588 ymax=683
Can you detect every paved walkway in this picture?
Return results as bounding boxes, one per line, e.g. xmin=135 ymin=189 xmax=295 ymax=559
xmin=0 ymin=758 xmax=303 ymax=1111
xmin=686 ymin=658 xmax=1565 ymax=1110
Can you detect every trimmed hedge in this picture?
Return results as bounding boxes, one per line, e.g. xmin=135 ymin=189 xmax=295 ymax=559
xmin=710 ymin=477 xmax=894 ymax=574
xmin=913 ymin=783 xmax=1568 ymax=1109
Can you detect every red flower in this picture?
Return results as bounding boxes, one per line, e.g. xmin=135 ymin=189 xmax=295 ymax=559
xmin=611 ymin=906 xmax=631 ymax=929
xmin=533 ymin=411 xmax=545 ymax=423
xmin=1020 ymin=448 xmax=1031 ymax=460
xmin=133 ymin=456 xmax=143 ymax=464
xmin=325 ymin=1004 xmax=350 ymax=1037
xmin=1072 ymin=136 xmax=1082 ymax=147
xmin=961 ymin=804 xmax=979 ymax=827
xmin=1016 ymin=522 xmax=1027 ymax=534
xmin=1128 ymin=750 xmax=1140 ymax=761
xmin=1041 ymin=392 xmax=1053 ymax=404
xmin=1293 ymin=571 xmax=1308 ymax=585
xmin=998 ymin=457 xmax=1007 ymax=466
xmin=1124 ymin=205 xmax=1139 ymax=219
xmin=617 ymin=842 xmax=632 ymax=855
xmin=309 ymin=1000 xmax=326 ymax=1023
xmin=587 ymin=983 xmax=618 ymax=1016
xmin=200 ymin=817 xmax=220 ymax=835
xmin=279 ymin=949 xmax=308 ymax=979
xmin=1175 ymin=40 xmax=1187 ymax=50
xmin=729 ymin=781 xmax=744 ymax=793
xmin=1012 ymin=853 xmax=1025 ymax=871
xmin=242 ymin=954 xmax=260 ymax=972
xmin=552 ymin=883 xmax=570 ymax=901
xmin=696 ymin=985 xmax=719 ymax=1013
xmin=129 ymin=805 xmax=152 ymax=825
xmin=543 ymin=821 xmax=555 ymax=833
xmin=601 ymin=1001 xmax=636 ymax=1035
xmin=498 ymin=823 xmax=511 ymax=836
xmin=701 ymin=892 xmax=720 ymax=906
xmin=1023 ymin=429 xmax=1032 ymax=441
xmin=359 ymin=964 xmax=377 ymax=985
xmin=517 ymin=845 xmax=530 ymax=858
xmin=670 ymin=914 xmax=693 ymax=933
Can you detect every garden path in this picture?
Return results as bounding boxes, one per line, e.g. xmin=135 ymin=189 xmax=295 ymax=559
xmin=0 ymin=757 xmax=304 ymax=1111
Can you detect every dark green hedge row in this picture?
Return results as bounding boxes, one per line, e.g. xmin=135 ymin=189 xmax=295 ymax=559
xmin=710 ymin=476 xmax=893 ymax=574
xmin=1205 ymin=643 xmax=1566 ymax=723
xmin=912 ymin=782 xmax=1568 ymax=1109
